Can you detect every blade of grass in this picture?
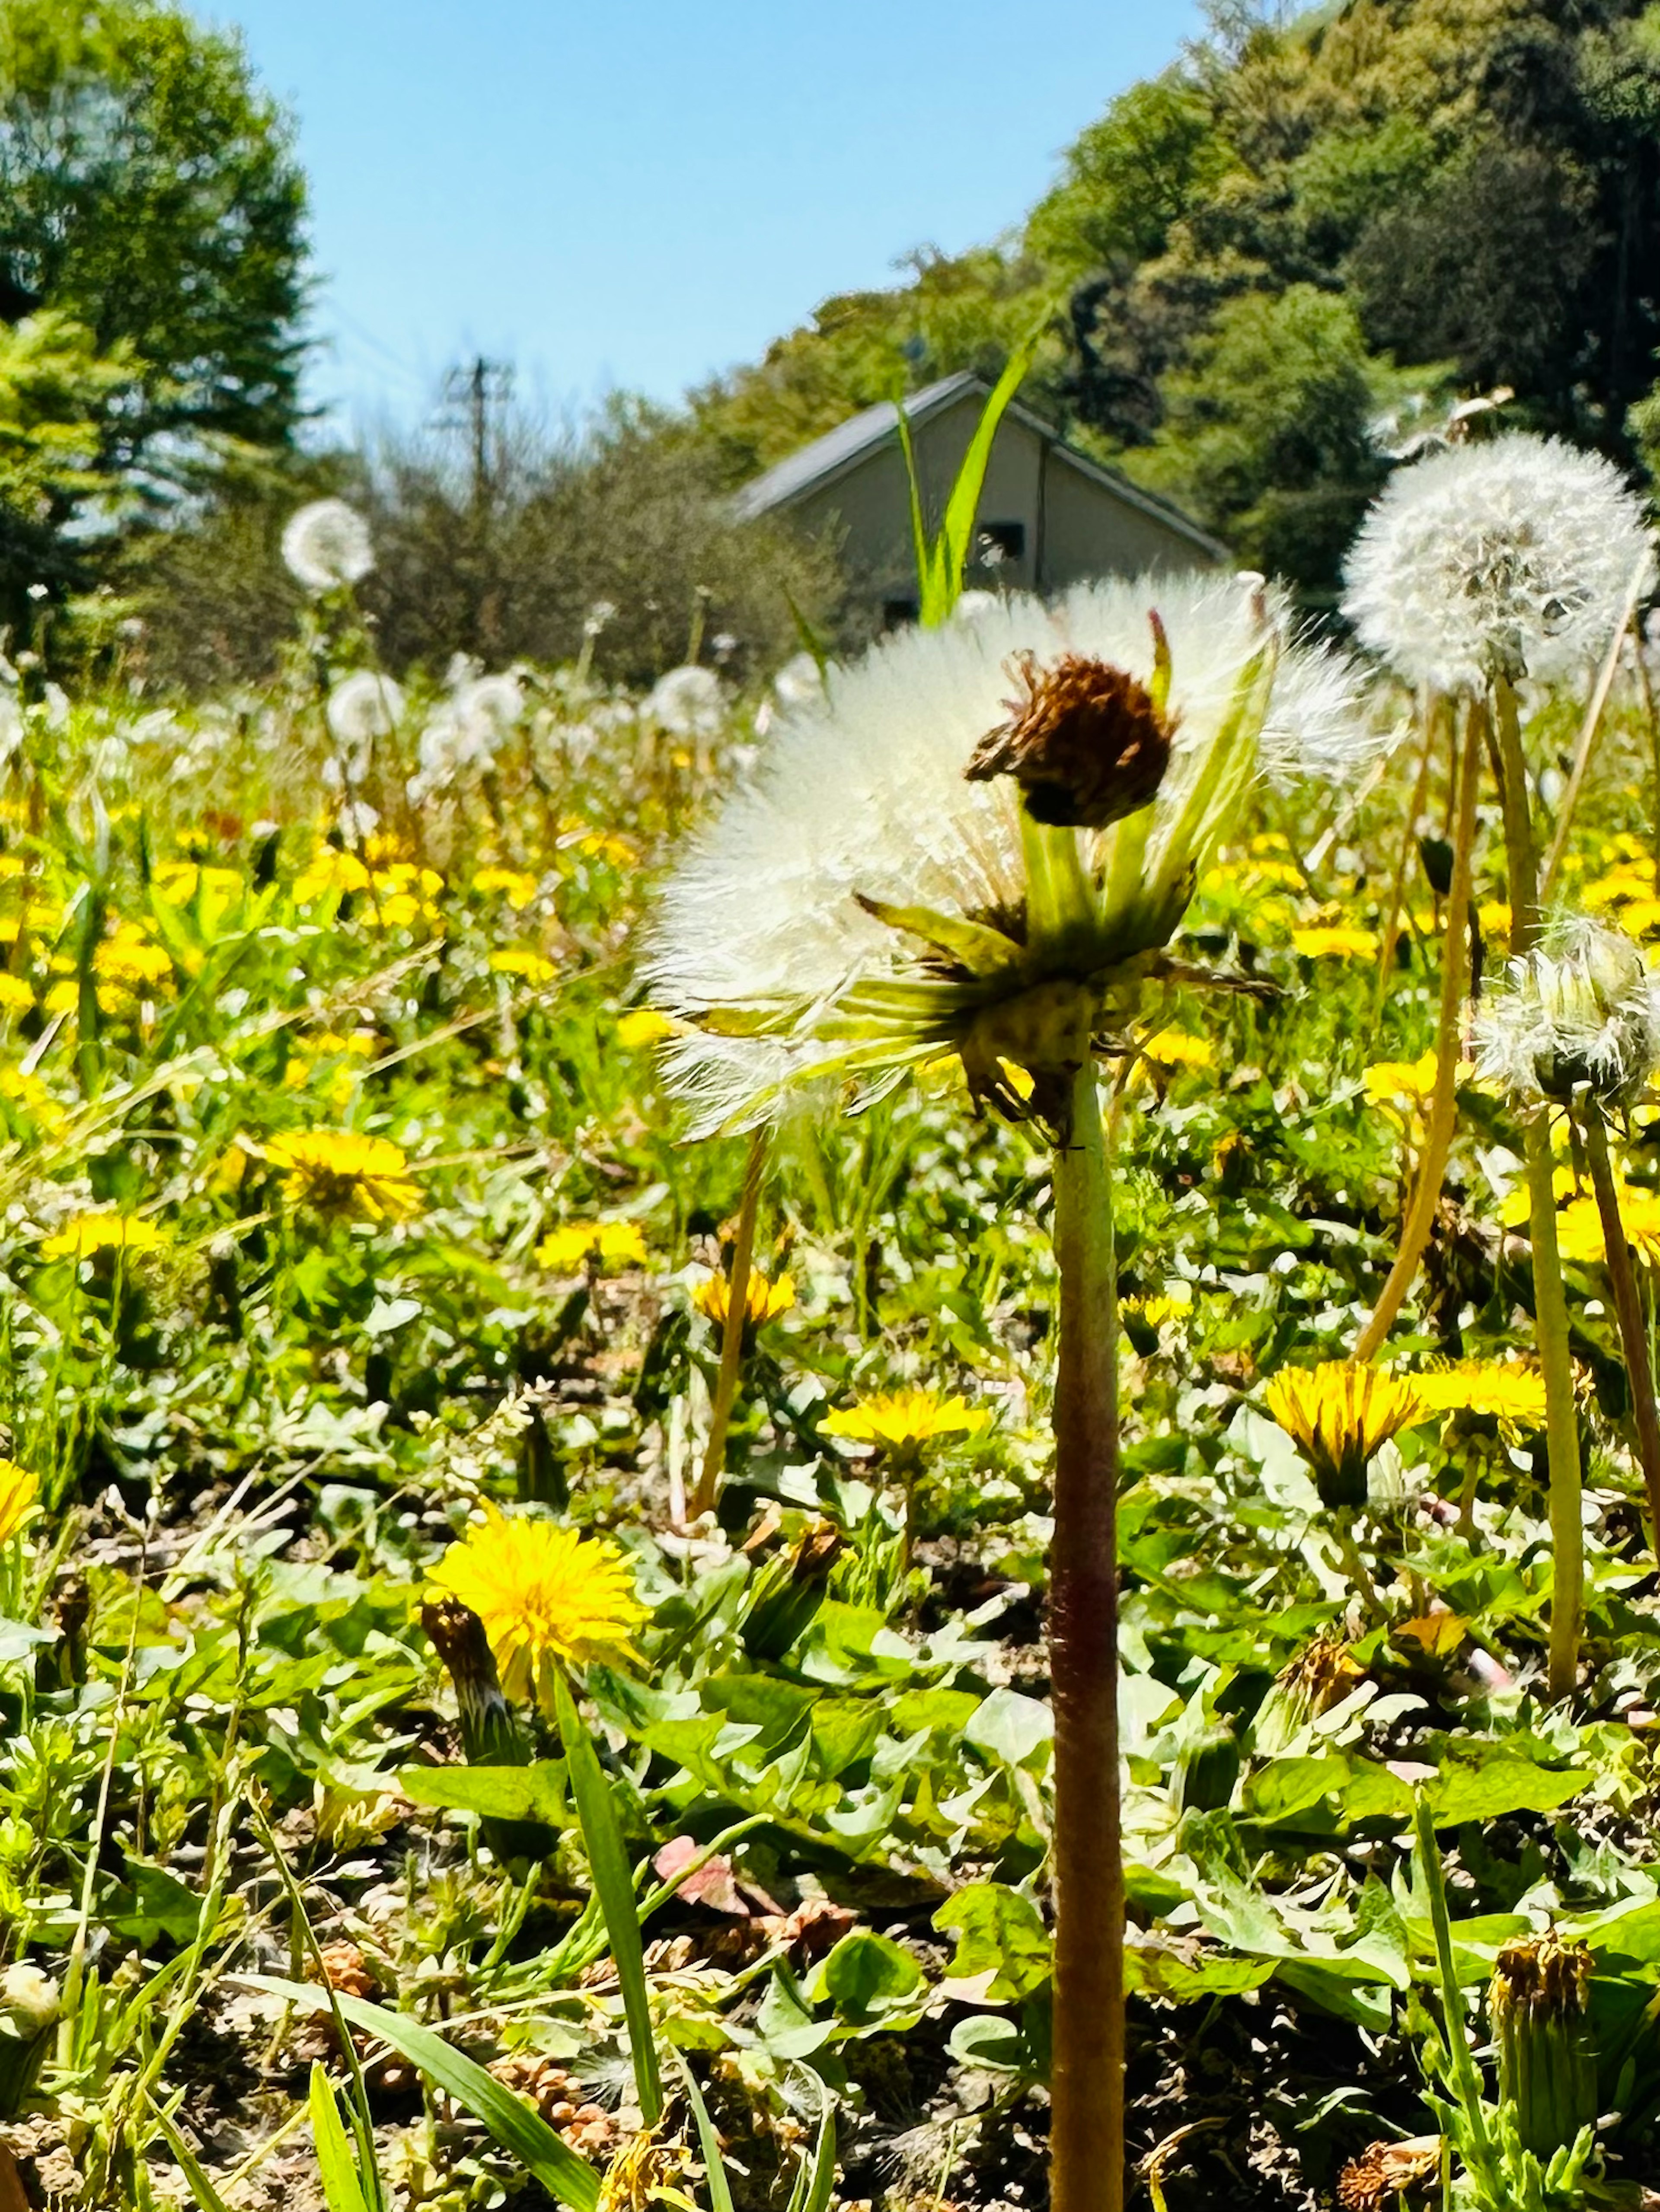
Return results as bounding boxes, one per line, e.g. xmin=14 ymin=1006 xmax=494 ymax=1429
xmin=553 ymin=1669 xmax=665 ymax=2125
xmin=785 ymin=2090 xmax=838 ymax=2212
xmin=678 ymin=2062 xmax=738 ymax=2212
xmin=309 ymin=2064 xmax=374 ymax=2212
xmin=241 ymin=1977 xmax=600 ymax=2212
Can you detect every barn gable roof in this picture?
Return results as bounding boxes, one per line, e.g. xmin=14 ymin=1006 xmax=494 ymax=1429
xmin=731 ymin=370 xmax=1229 ymax=564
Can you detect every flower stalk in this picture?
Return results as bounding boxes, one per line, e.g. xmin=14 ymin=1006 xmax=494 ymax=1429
xmin=1490 ymin=677 xmax=1583 ymax=1699
xmin=1580 ymin=1110 xmax=1660 ymax=1552
xmin=692 ymin=1126 xmax=769 ymax=1519
xmin=1048 ymin=1055 xmax=1124 ymax=2212
xmin=1355 ymin=699 xmax=1480 ymax=1358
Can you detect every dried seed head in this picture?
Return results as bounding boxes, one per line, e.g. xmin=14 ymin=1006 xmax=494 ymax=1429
xmin=965 ymin=647 xmax=1175 ymax=829
xmin=1336 ymin=2137 xmax=1441 ymax=2212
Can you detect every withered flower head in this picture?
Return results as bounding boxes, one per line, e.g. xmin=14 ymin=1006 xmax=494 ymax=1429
xmin=1336 ymin=2138 xmax=1441 ymax=2212
xmin=965 ymin=641 xmax=1175 ymax=829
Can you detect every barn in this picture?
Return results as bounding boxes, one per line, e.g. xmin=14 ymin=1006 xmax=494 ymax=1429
xmin=732 ymin=370 xmax=1229 ymax=626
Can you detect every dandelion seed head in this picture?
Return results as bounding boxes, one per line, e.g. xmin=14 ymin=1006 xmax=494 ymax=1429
xmin=1473 ymin=916 xmax=1660 ymax=1108
xmin=282 ymin=499 xmax=375 ymax=593
xmin=1342 ymin=434 xmax=1653 ymax=693
xmin=326 ymin=671 xmax=405 ymax=774
xmin=646 ymin=664 xmax=724 ymax=738
xmin=646 ymin=572 xmax=1373 ymax=1134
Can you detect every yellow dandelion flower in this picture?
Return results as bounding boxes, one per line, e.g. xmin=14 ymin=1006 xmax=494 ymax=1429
xmin=489 ymin=948 xmax=558 ymax=985
xmin=1555 ymin=1184 xmax=1660 ymax=1269
xmin=265 ymin=1130 xmax=421 ymax=1222
xmin=94 ymin=928 xmax=173 ymax=991
xmin=42 ymin=1212 xmax=166 ymax=1262
xmin=1477 ymin=900 xmax=1513 ymax=942
xmin=616 ymin=1007 xmax=678 ymax=1049
xmin=427 ymin=1505 xmax=645 ymax=1706
xmin=578 ymin=831 xmax=635 ymax=868
xmin=0 ymin=975 xmax=30 ymax=1019
xmin=1363 ymin=1050 xmax=1441 ymax=1111
xmin=1121 ymin=1288 xmax=1195 ymax=1344
xmin=693 ymin=1266 xmax=795 ymax=1329
xmin=1264 ymin=1362 xmax=1431 ymax=1512
xmin=474 ymin=866 xmax=540 ymax=909
xmin=536 ymin=1220 xmax=648 ymax=1273
xmin=0 ymin=1460 xmax=38 ymax=1546
xmin=1412 ymin=1359 xmax=1548 ymax=1439
xmin=1140 ymin=1029 xmax=1215 ymax=1071
xmin=821 ymin=1388 xmax=993 ymax=1466
xmin=1291 ymin=926 xmax=1379 ymax=961
xmin=293 ymin=848 xmax=371 ymax=902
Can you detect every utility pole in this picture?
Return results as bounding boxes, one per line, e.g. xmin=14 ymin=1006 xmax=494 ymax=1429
xmin=440 ymin=356 xmax=514 ymax=511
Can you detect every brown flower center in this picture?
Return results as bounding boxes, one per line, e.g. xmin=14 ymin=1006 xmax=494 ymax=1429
xmin=965 ymin=648 xmax=1175 ymax=830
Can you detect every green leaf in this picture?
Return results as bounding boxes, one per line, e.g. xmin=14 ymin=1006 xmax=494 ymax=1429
xmin=924 ymin=338 xmax=1042 ymax=624
xmin=963 ymin=1687 xmax=1053 ymax=1771
xmin=808 ymin=1931 xmax=927 ymax=2028
xmin=554 ymin=1670 xmax=664 ymax=2126
xmin=786 ymin=2094 xmax=838 ymax=2212
xmin=947 ymin=2013 xmax=1033 ymax=2074
xmin=396 ymin=1763 xmax=568 ymax=1826
xmin=1424 ymin=1759 xmax=1588 ymax=1826
xmin=242 ymin=1979 xmax=600 ymax=2212
xmin=934 ymin=1884 xmax=1052 ymax=2003
xmin=1123 ymin=1945 xmax=1275 ymax=2002
xmin=310 ymin=2064 xmax=373 ymax=2212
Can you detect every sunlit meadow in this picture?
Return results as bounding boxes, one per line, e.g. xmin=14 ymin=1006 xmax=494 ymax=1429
xmin=13 ymin=446 xmax=1660 ymax=2212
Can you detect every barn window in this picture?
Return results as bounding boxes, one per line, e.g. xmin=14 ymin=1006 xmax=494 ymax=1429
xmin=976 ymin=521 xmax=1026 ymax=565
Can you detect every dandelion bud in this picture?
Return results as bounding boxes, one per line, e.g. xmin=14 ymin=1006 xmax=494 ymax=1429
xmin=421 ymin=1597 xmax=526 ymax=1769
xmin=965 ymin=647 xmax=1174 ymax=830
xmin=1172 ymin=1720 xmax=1241 ymax=1814
xmin=1490 ymin=1932 xmax=1598 ymax=2159
xmin=1474 ymin=918 xmax=1660 ymax=1109
xmin=0 ymin=1964 xmax=59 ymax=2117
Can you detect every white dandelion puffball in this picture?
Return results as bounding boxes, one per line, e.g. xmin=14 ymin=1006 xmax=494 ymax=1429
xmin=283 ymin=499 xmax=375 ymax=593
xmin=1475 ymin=917 xmax=1660 ymax=1109
xmin=454 ymin=672 xmax=524 ymax=754
xmin=646 ymin=571 xmax=1370 ymax=1134
xmin=773 ymin=653 xmax=824 ymax=710
xmin=326 ymin=670 xmax=404 ymax=781
xmin=646 ymin=664 xmax=724 ymax=738
xmin=1342 ymin=433 xmax=1654 ymax=694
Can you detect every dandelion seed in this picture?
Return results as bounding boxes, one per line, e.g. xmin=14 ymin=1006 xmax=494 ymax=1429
xmin=282 ymin=499 xmax=375 ymax=593
xmin=1474 ymin=917 xmax=1660 ymax=1109
xmin=428 ymin=1506 xmax=645 ymax=1707
xmin=1264 ymin=1362 xmax=1431 ymax=1512
xmin=266 ymin=1130 xmax=421 ymax=1222
xmin=1342 ymin=434 xmax=1653 ymax=693
xmin=645 ymin=664 xmax=723 ymax=738
xmin=326 ymin=671 xmax=405 ymax=778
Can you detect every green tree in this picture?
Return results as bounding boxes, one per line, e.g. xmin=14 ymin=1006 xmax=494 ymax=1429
xmin=0 ymin=309 xmax=134 ymax=626
xmin=1133 ymin=284 xmax=1424 ymax=598
xmin=0 ymin=0 xmax=309 ymax=462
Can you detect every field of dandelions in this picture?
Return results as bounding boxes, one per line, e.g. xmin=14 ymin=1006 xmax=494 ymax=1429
xmin=14 ymin=434 xmax=1660 ymax=2212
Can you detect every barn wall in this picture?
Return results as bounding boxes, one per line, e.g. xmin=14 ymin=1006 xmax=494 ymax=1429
xmin=1040 ymin=455 xmax=1224 ymax=587
xmin=781 ymin=393 xmax=1220 ymax=618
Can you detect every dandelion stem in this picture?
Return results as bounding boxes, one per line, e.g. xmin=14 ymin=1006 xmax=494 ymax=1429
xmin=1581 ymin=1110 xmax=1660 ymax=1555
xmin=1048 ymin=1056 xmax=1124 ymax=2212
xmin=1368 ymin=692 xmax=1439 ymax=1045
xmin=1491 ymin=675 xmax=1583 ymax=1696
xmin=691 ymin=1126 xmax=768 ymax=1520
xmin=1355 ymin=698 xmax=1479 ymax=1360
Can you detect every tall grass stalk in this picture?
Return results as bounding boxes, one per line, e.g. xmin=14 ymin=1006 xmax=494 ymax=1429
xmin=1493 ymin=673 xmax=1583 ymax=1699
xmin=1356 ymin=699 xmax=1479 ymax=1360
xmin=1048 ymin=1057 xmax=1124 ymax=2212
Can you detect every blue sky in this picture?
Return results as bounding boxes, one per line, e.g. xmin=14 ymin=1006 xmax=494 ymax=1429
xmin=202 ymin=1 xmax=1204 ymax=433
